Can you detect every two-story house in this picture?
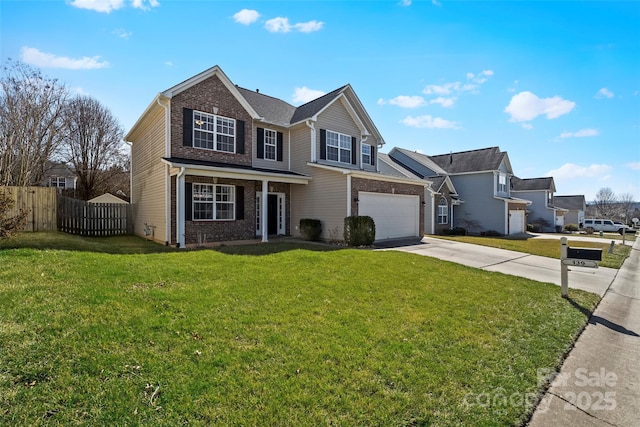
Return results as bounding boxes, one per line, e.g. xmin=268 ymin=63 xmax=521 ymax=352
xmin=41 ymin=161 xmax=77 ymax=192
xmin=510 ymin=176 xmax=567 ymax=232
xmin=388 ymin=146 xmax=531 ymax=235
xmin=125 ymin=66 xmax=426 ymax=247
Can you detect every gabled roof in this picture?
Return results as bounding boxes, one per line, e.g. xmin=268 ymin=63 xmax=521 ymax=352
xmin=511 ymin=176 xmax=555 ymax=192
xmin=289 ymin=85 xmax=348 ymax=124
xmin=430 ymin=146 xmax=508 ymax=174
xmin=377 ymin=152 xmax=421 ymax=179
xmin=554 ymin=195 xmax=586 ymax=211
xmin=388 ymin=147 xmax=448 ymax=176
xmin=236 ymin=87 xmax=296 ymax=127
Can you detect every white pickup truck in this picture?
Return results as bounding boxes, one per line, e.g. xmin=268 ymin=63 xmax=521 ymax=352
xmin=583 ymin=219 xmax=636 ymax=235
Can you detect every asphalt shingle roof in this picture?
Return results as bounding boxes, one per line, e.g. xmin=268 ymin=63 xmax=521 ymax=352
xmin=236 ymin=87 xmax=296 ymax=127
xmin=554 ymin=195 xmax=586 ymax=211
xmin=429 ymin=146 xmax=505 ymax=174
xmin=511 ymin=176 xmax=554 ymax=191
xmin=289 ymin=85 xmax=348 ymax=124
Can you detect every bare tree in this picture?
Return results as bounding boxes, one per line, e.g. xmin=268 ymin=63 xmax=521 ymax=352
xmin=0 ymin=60 xmax=69 ymax=186
xmin=618 ymin=192 xmax=635 ymax=224
xmin=62 ymin=96 xmax=125 ymax=200
xmin=593 ymin=187 xmax=617 ymax=218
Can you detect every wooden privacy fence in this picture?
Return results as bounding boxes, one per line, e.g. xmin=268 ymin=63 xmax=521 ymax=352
xmin=57 ymin=196 xmax=132 ymax=236
xmin=1 ymin=186 xmax=57 ymax=232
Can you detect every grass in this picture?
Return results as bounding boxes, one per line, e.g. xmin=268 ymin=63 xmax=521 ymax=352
xmin=0 ymin=233 xmax=601 ymax=426
xmin=432 ymin=235 xmax=631 ymax=269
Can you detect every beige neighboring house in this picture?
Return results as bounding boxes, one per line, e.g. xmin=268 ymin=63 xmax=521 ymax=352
xmin=88 ymin=193 xmax=129 ymax=204
xmin=125 ymin=65 xmax=427 ymax=247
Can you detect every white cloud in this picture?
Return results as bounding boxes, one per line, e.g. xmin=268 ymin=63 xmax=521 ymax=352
xmin=402 ymin=115 xmax=460 ymax=129
xmin=164 ymin=61 xmax=173 ymax=67
xmin=423 ymin=82 xmax=460 ymax=96
xmin=131 ymin=0 xmax=158 ymax=11
xmin=73 ymin=87 xmax=89 ymax=95
xmin=68 ymin=0 xmax=124 ymax=13
xmin=233 ymin=9 xmax=260 ymax=25
xmin=432 ymin=0 xmax=442 ymax=5
xmin=558 ymin=128 xmax=599 ymax=139
xmin=21 ymin=46 xmax=108 ymax=70
xmin=422 ymin=70 xmax=493 ymax=100
xmin=504 ymin=91 xmax=575 ymax=122
xmin=112 ymin=28 xmax=132 ymax=39
xmin=400 ymin=0 xmax=412 ymax=5
xmin=265 ymin=17 xmax=323 ymax=33
xmin=521 ymin=123 xmax=533 ymax=130
xmin=387 ymin=96 xmax=426 ymax=108
xmin=292 ymin=86 xmax=326 ymax=104
xmin=546 ymin=163 xmax=611 ymax=180
xmin=430 ymin=97 xmax=455 ymax=108
xmin=595 ymin=87 xmax=614 ymax=99
xmin=627 ymin=162 xmax=640 ymax=170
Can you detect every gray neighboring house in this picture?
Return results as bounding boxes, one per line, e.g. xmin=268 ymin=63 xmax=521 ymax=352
xmin=41 ymin=161 xmax=76 ymax=192
xmin=554 ymin=195 xmax=587 ymax=228
xmin=511 ymin=176 xmax=567 ymax=232
xmin=389 ymin=146 xmax=531 ymax=235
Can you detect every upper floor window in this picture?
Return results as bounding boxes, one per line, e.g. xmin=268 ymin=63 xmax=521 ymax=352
xmin=193 ymin=110 xmax=235 ymax=153
xmin=193 ymin=184 xmax=235 ymax=221
xmin=498 ymin=173 xmax=507 ymax=193
xmin=437 ymin=197 xmax=448 ymax=224
xmin=264 ymin=129 xmax=277 ymax=161
xmin=326 ymin=130 xmax=352 ymax=164
xmin=361 ymin=143 xmax=371 ymax=166
xmin=50 ymin=177 xmax=66 ymax=188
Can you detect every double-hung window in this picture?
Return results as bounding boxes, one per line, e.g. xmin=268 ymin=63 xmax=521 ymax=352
xmin=437 ymin=197 xmax=448 ymax=224
xmin=193 ymin=111 xmax=235 ymax=153
xmin=264 ymin=129 xmax=277 ymax=161
xmin=326 ymin=130 xmax=351 ymax=164
xmin=498 ymin=173 xmax=507 ymax=193
xmin=361 ymin=143 xmax=371 ymax=165
xmin=193 ymin=184 xmax=235 ymax=221
xmin=50 ymin=177 xmax=66 ymax=188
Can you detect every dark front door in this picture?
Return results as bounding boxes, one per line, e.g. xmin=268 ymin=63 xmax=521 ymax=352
xmin=268 ymin=194 xmax=278 ymax=235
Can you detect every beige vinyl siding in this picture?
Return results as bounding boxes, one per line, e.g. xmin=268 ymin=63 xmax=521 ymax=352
xmin=290 ymin=168 xmax=347 ymax=240
xmin=252 ymin=123 xmax=291 ymax=171
xmin=316 ymin=100 xmax=361 ymax=170
xmin=289 ymin=124 xmax=312 ymax=174
xmin=130 ymin=107 xmax=167 ymax=243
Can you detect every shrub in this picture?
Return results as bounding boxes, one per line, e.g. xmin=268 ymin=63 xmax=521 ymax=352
xmin=527 ymin=224 xmax=535 ymax=232
xmin=344 ymin=216 xmax=375 ymax=246
xmin=441 ymin=227 xmax=466 ymax=236
xmin=0 ymin=191 xmax=29 ymax=239
xmin=299 ymin=219 xmax=322 ymax=241
xmin=564 ymin=223 xmax=579 ymax=232
xmin=482 ymin=230 xmax=503 ymax=237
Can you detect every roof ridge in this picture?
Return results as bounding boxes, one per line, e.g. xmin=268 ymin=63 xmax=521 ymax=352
xmin=236 ymin=86 xmax=295 ymax=108
xmin=431 ymin=146 xmax=500 ymax=158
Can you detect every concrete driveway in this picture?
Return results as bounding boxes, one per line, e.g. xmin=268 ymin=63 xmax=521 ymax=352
xmin=378 ymin=236 xmax=618 ymax=296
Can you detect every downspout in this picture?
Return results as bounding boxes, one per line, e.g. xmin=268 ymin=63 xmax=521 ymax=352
xmin=157 ymin=96 xmax=171 ymax=245
xmin=306 ymin=120 xmax=316 ymax=162
xmin=288 ymin=130 xmax=291 ymax=171
xmin=176 ymin=166 xmax=186 ymax=248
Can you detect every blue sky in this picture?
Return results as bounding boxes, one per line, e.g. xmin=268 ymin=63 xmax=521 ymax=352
xmin=2 ymin=0 xmax=639 ymax=202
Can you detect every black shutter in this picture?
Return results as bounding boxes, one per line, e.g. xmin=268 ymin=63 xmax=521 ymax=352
xmin=235 ymin=186 xmax=244 ymax=220
xmin=236 ymin=120 xmax=245 ymax=154
xmin=257 ymin=128 xmax=264 ymax=159
xmin=185 ymin=182 xmax=192 ymax=221
xmin=183 ymin=108 xmax=193 ymax=147
xmin=370 ymin=144 xmax=376 ymax=166
xmin=320 ymin=129 xmax=326 ymax=160
xmin=277 ymin=132 xmax=283 ymax=162
xmin=351 ymin=137 xmax=357 ymax=165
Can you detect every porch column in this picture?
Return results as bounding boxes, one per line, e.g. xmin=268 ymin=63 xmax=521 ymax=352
xmin=346 ymin=175 xmax=352 ymax=217
xmin=450 ymin=201 xmax=454 ymax=231
xmin=262 ymin=180 xmax=269 ymax=243
xmin=177 ymin=170 xmax=186 ymax=248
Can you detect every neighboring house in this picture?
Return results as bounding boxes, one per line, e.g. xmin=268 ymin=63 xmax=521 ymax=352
xmin=125 ymin=66 xmax=426 ymax=247
xmin=511 ymin=176 xmax=567 ymax=232
xmin=88 ymin=193 xmax=129 ymax=204
xmin=554 ymin=195 xmax=587 ymax=228
xmin=389 ymin=146 xmax=531 ymax=235
xmin=42 ymin=162 xmax=76 ymax=192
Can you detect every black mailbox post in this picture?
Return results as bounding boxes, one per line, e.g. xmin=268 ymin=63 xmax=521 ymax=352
xmin=567 ymin=247 xmax=603 ymax=261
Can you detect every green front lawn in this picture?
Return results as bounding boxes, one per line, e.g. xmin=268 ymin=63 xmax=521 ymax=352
xmin=433 ymin=235 xmax=630 ymax=269
xmin=0 ymin=234 xmax=599 ymax=426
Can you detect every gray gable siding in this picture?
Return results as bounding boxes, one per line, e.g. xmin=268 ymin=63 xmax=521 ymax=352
xmin=517 ymin=190 xmax=556 ymax=231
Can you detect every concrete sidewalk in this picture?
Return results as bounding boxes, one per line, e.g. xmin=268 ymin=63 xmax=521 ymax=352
xmin=528 ymin=237 xmax=640 ymax=427
xmin=380 ymin=237 xmax=617 ymax=296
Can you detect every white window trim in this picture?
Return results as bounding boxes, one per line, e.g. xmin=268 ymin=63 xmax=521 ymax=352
xmin=437 ymin=197 xmax=448 ymax=225
xmin=50 ymin=177 xmax=66 ymax=188
xmin=193 ymin=110 xmax=236 ymax=153
xmin=498 ymin=173 xmax=507 ymax=193
xmin=361 ymin=143 xmax=371 ymax=166
xmin=326 ymin=130 xmax=352 ymax=164
xmin=264 ymin=128 xmax=277 ymax=161
xmin=255 ymin=192 xmax=285 ymax=235
xmin=192 ymin=183 xmax=235 ymax=221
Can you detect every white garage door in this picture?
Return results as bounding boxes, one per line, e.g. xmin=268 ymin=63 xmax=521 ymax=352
xmin=358 ymin=192 xmax=419 ymax=240
xmin=509 ymin=210 xmax=525 ymax=235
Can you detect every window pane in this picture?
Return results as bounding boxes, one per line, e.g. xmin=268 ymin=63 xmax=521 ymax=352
xmin=216 ymin=203 xmax=234 ymax=220
xmin=217 ymin=134 xmax=234 ymax=152
xmin=327 ymin=146 xmax=338 ymax=161
xmin=339 ymin=149 xmax=351 ymax=163
xmin=327 ymin=131 xmax=339 ymax=148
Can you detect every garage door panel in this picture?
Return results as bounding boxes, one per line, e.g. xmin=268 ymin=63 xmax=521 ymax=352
xmin=358 ymin=192 xmax=419 ymax=240
xmin=509 ymin=210 xmax=525 ymax=235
